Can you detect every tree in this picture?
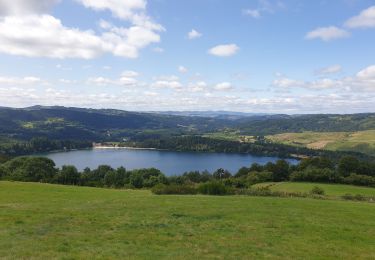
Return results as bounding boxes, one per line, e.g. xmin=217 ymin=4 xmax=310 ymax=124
xmin=130 ymin=172 xmax=144 ymax=188
xmin=213 ymin=168 xmax=231 ymax=179
xmin=5 ymin=157 xmax=57 ymax=182
xmin=338 ymin=156 xmax=360 ymax=177
xmin=235 ymin=167 xmax=250 ymax=177
xmin=57 ymin=165 xmax=80 ymax=185
xmin=268 ymin=160 xmax=290 ymax=181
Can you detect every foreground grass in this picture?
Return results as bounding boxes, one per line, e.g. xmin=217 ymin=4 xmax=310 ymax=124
xmin=266 ymin=130 xmax=375 ymax=155
xmin=253 ymin=182 xmax=375 ymax=199
xmin=1 ymin=182 xmax=375 ymax=259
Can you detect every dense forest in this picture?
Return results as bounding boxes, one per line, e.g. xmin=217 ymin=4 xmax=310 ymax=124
xmin=2 ymin=106 xmax=375 ymax=159
xmin=122 ymin=136 xmax=374 ymax=161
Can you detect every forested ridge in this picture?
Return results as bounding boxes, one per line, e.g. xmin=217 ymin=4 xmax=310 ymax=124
xmin=1 ymin=106 xmax=375 ymax=159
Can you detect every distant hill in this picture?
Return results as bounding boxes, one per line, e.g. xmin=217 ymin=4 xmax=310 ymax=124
xmin=0 ymin=106 xmax=375 ymax=142
xmin=151 ymin=111 xmax=270 ymax=120
xmin=0 ymin=106 xmax=232 ymax=141
xmin=237 ymin=113 xmax=375 ymax=135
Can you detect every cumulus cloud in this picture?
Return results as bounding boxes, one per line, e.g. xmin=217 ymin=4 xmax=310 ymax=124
xmin=214 ymin=82 xmax=233 ymax=91
xmin=208 ymin=44 xmax=239 ymax=57
xmin=0 ymin=0 xmax=163 ymax=59
xmin=187 ymin=29 xmax=202 ymax=39
xmin=315 ymin=65 xmax=342 ymax=75
xmin=345 ymin=5 xmax=375 ymax=28
xmin=188 ymin=81 xmax=207 ymax=92
xmin=0 ymin=0 xmax=60 ymax=16
xmin=356 ymin=65 xmax=375 ymax=79
xmin=121 ymin=70 xmax=139 ymax=77
xmin=305 ymin=26 xmax=350 ymax=41
xmin=87 ymin=73 xmax=138 ymax=87
xmin=0 ymin=75 xmax=43 ymax=86
xmin=274 ymin=65 xmax=375 ymax=92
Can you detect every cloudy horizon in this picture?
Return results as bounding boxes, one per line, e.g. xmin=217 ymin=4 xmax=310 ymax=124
xmin=0 ymin=0 xmax=374 ymax=114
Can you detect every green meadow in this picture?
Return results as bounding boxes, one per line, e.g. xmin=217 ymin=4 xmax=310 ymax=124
xmin=1 ymin=181 xmax=375 ymax=259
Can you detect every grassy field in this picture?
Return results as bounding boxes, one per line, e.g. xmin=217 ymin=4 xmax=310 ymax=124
xmin=253 ymin=182 xmax=375 ymax=199
xmin=266 ymin=130 xmax=375 ymax=155
xmin=1 ymin=182 xmax=375 ymax=259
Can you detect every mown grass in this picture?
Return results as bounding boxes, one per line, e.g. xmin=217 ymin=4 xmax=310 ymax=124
xmin=253 ymin=182 xmax=375 ymax=199
xmin=1 ymin=181 xmax=375 ymax=259
xmin=266 ymin=130 xmax=375 ymax=155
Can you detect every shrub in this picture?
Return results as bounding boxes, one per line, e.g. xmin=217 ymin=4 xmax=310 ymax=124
xmin=198 ymin=181 xmax=229 ymax=195
xmin=310 ymin=186 xmax=325 ymax=195
xmin=236 ymin=187 xmax=308 ymax=198
xmin=343 ymin=174 xmax=375 ymax=187
xmin=246 ymin=171 xmax=273 ymax=185
xmin=151 ymin=184 xmax=197 ymax=195
xmin=290 ymin=167 xmax=338 ymax=183
xmin=341 ymin=193 xmax=375 ymax=202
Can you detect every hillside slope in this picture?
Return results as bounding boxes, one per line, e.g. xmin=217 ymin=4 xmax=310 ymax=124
xmin=1 ymin=181 xmax=374 ymax=259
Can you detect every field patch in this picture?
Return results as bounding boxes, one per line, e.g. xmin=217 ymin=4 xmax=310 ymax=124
xmin=267 ymin=130 xmax=375 ymax=155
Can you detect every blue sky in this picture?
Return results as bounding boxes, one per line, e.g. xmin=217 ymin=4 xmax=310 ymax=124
xmin=0 ymin=0 xmax=374 ymax=113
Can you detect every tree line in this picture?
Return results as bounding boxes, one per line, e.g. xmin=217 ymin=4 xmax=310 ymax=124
xmin=0 ymin=155 xmax=374 ymax=192
xmin=0 ymin=137 xmax=92 ymax=156
xmin=123 ymin=135 xmax=373 ymax=161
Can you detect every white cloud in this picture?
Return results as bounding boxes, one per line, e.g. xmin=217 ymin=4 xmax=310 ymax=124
xmin=305 ymin=26 xmax=350 ymax=41
xmin=187 ymin=29 xmax=202 ymax=39
xmin=242 ymin=0 xmax=285 ymax=19
xmin=188 ymin=81 xmax=207 ymax=92
xmin=0 ymin=0 xmax=60 ymax=16
xmin=76 ymin=0 xmax=145 ymax=20
xmin=178 ymin=66 xmax=188 ymax=73
xmin=356 ymin=65 xmax=375 ymax=79
xmin=345 ymin=6 xmax=375 ymax=28
xmin=274 ymin=65 xmax=375 ymax=92
xmin=208 ymin=44 xmax=239 ymax=57
xmin=76 ymin=0 xmax=163 ymax=31
xmin=87 ymin=73 xmax=138 ymax=87
xmin=121 ymin=70 xmax=139 ymax=77
xmin=151 ymin=80 xmax=182 ymax=90
xmin=0 ymin=75 xmax=43 ymax=85
xmin=243 ymin=9 xmax=261 ymax=18
xmin=0 ymin=1 xmax=164 ymax=59
xmin=144 ymin=91 xmax=158 ymax=96
xmin=155 ymin=75 xmax=179 ymax=81
xmin=316 ymin=65 xmax=342 ymax=75
xmin=214 ymin=82 xmax=233 ymax=91
xmin=102 ymin=66 xmax=112 ymax=70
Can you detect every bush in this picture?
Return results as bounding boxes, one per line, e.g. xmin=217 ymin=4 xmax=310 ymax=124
xmin=310 ymin=186 xmax=325 ymax=195
xmin=151 ymin=184 xmax=197 ymax=195
xmin=198 ymin=181 xmax=229 ymax=195
xmin=341 ymin=193 xmax=375 ymax=202
xmin=343 ymin=174 xmax=375 ymax=187
xmin=290 ymin=167 xmax=338 ymax=183
xmin=246 ymin=171 xmax=273 ymax=185
xmin=236 ymin=187 xmax=308 ymax=198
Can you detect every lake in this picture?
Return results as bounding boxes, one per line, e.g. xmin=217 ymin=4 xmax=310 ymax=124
xmin=43 ymin=148 xmax=298 ymax=176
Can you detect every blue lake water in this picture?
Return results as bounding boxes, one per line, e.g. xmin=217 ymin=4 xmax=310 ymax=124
xmin=43 ymin=148 xmax=298 ymax=176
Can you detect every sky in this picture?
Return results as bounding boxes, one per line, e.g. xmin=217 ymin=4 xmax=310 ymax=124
xmin=0 ymin=0 xmax=374 ymax=114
